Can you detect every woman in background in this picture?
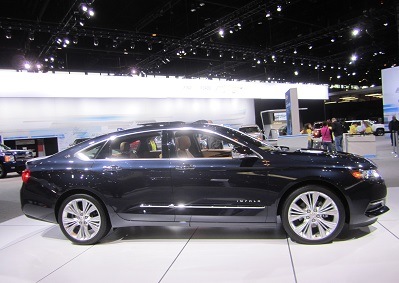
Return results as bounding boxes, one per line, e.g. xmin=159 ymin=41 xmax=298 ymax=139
xmin=321 ymin=121 xmax=333 ymax=152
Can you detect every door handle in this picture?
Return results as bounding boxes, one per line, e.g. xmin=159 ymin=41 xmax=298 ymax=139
xmin=175 ymin=164 xmax=195 ymax=171
xmin=103 ymin=165 xmax=122 ymax=172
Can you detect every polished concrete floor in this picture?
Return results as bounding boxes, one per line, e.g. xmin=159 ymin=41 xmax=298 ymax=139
xmin=0 ymin=136 xmax=398 ymax=283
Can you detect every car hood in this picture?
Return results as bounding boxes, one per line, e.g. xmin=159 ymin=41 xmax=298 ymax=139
xmin=271 ymin=148 xmax=376 ymax=170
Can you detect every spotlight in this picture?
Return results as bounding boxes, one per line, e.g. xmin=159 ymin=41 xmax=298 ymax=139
xmin=80 ymin=3 xmax=88 ymax=12
xmin=294 ymin=71 xmax=299 ymax=76
xmin=5 ymin=29 xmax=11 ymax=39
xmin=147 ymin=43 xmax=152 ymax=51
xmin=350 ymin=54 xmax=358 ymax=62
xmin=78 ymin=17 xmax=85 ymax=26
xmin=351 ymin=28 xmax=360 ymax=37
xmin=73 ymin=36 xmax=78 ymax=44
xmin=331 ymin=38 xmax=335 ymax=42
xmin=87 ymin=8 xmax=95 ymax=18
xmin=293 ymin=49 xmax=297 ymax=54
xmin=192 ymin=48 xmax=197 ymax=55
xmin=56 ymin=37 xmax=62 ymax=44
xmin=112 ymin=39 xmax=118 ymax=48
xmin=308 ymin=45 xmax=313 ymax=50
xmin=206 ymin=49 xmax=211 ymax=57
xmin=231 ymin=51 xmax=235 ymax=59
xmin=266 ymin=11 xmax=271 ymax=18
xmin=277 ymin=5 xmax=282 ymax=12
xmin=218 ymin=29 xmax=225 ymax=38
xmin=28 ymin=31 xmax=35 ymax=41
xmin=219 ymin=51 xmax=223 ymax=58
xmin=93 ymin=37 xmax=99 ymax=46
xmin=130 ymin=42 xmax=135 ymax=49
xmin=24 ymin=62 xmax=31 ymax=70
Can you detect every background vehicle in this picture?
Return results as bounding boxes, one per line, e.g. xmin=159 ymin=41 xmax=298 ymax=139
xmin=0 ymin=144 xmax=33 ymax=178
xmin=238 ymin=124 xmax=264 ymax=140
xmin=344 ymin=120 xmax=385 ymax=136
xmin=21 ymin=122 xmax=389 ymax=245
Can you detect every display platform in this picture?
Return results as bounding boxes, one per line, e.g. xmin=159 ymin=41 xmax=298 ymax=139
xmin=0 ymin=189 xmax=398 ymax=283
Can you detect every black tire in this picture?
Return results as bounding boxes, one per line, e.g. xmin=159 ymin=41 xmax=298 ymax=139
xmin=0 ymin=164 xmax=7 ymax=179
xmin=375 ymin=128 xmax=384 ymax=136
xmin=281 ymin=185 xmax=345 ymax=245
xmin=58 ymin=194 xmax=110 ymax=245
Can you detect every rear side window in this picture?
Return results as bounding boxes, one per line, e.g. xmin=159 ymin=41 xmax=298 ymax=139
xmin=75 ymin=142 xmax=107 ymax=160
xmin=96 ymin=131 xmax=163 ymax=159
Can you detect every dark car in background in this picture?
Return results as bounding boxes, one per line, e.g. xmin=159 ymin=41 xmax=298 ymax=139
xmin=0 ymin=144 xmax=33 ymax=178
xmin=20 ymin=122 xmax=389 ymax=245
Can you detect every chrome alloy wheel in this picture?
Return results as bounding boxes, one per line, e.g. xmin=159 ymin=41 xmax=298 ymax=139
xmin=61 ymin=198 xmax=102 ymax=242
xmin=287 ymin=191 xmax=340 ymax=241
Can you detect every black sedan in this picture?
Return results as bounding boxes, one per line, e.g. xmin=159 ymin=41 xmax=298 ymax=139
xmin=20 ymin=122 xmax=389 ymax=245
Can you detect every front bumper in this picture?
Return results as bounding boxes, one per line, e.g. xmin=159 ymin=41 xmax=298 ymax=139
xmin=365 ymin=199 xmax=389 ymax=217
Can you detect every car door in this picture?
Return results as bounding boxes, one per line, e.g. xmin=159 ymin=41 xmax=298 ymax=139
xmin=169 ymin=129 xmax=271 ymax=223
xmin=89 ymin=130 xmax=174 ymax=221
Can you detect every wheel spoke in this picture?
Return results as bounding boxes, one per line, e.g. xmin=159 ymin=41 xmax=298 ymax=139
xmin=88 ymin=216 xmax=101 ymax=233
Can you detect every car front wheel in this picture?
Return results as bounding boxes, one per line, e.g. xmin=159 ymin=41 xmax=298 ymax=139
xmin=58 ymin=194 xmax=110 ymax=245
xmin=281 ymin=185 xmax=345 ymax=244
xmin=0 ymin=164 xmax=7 ymax=178
xmin=375 ymin=128 xmax=384 ymax=136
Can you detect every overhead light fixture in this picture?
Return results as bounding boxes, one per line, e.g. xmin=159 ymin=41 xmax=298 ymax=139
xmin=266 ymin=11 xmax=271 ymax=18
xmin=112 ymin=39 xmax=118 ymax=48
xmin=308 ymin=45 xmax=313 ymax=50
xmin=73 ymin=36 xmax=78 ymax=44
xmin=93 ymin=37 xmax=99 ymax=46
xmin=293 ymin=49 xmax=297 ymax=54
xmin=206 ymin=49 xmax=211 ymax=57
xmin=148 ymin=43 xmax=152 ymax=51
xmin=218 ymin=29 xmax=225 ymax=38
xmin=331 ymin=38 xmax=335 ymax=42
xmin=219 ymin=51 xmax=223 ymax=58
xmin=277 ymin=5 xmax=282 ymax=12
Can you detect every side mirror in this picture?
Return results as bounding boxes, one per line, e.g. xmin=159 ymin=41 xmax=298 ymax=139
xmin=277 ymin=145 xmax=290 ymax=152
xmin=232 ymin=145 xmax=257 ymax=159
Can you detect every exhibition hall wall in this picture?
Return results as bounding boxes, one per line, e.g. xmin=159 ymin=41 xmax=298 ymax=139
xmin=0 ymin=71 xmax=328 ymax=151
xmin=382 ymin=66 xmax=399 ymax=123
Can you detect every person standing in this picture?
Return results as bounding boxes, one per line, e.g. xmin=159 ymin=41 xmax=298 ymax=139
xmin=321 ymin=121 xmax=333 ymax=152
xmin=301 ymin=123 xmax=313 ymax=148
xmin=331 ymin=118 xmax=344 ymax=152
xmin=389 ymin=115 xmax=399 ymax=146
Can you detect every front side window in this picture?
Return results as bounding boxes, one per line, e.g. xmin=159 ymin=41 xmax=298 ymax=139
xmin=173 ymin=129 xmax=239 ymax=158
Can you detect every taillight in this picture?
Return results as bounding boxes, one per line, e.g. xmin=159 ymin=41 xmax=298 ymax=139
xmin=22 ymin=169 xmax=31 ymax=183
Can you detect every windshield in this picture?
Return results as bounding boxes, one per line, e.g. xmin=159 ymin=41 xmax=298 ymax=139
xmin=0 ymin=144 xmax=11 ymax=150
xmin=223 ymin=127 xmax=277 ymax=151
xmin=239 ymin=126 xmax=260 ymax=133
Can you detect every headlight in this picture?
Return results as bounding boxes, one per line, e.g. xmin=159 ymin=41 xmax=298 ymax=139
xmin=351 ymin=169 xmax=381 ymax=180
xmin=4 ymin=155 xmax=15 ymax=162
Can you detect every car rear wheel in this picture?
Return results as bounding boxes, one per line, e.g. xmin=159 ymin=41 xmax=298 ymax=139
xmin=281 ymin=185 xmax=345 ymax=244
xmin=58 ymin=194 xmax=110 ymax=245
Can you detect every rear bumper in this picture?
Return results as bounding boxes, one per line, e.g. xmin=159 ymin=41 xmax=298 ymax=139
xmin=2 ymin=161 xmax=26 ymax=173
